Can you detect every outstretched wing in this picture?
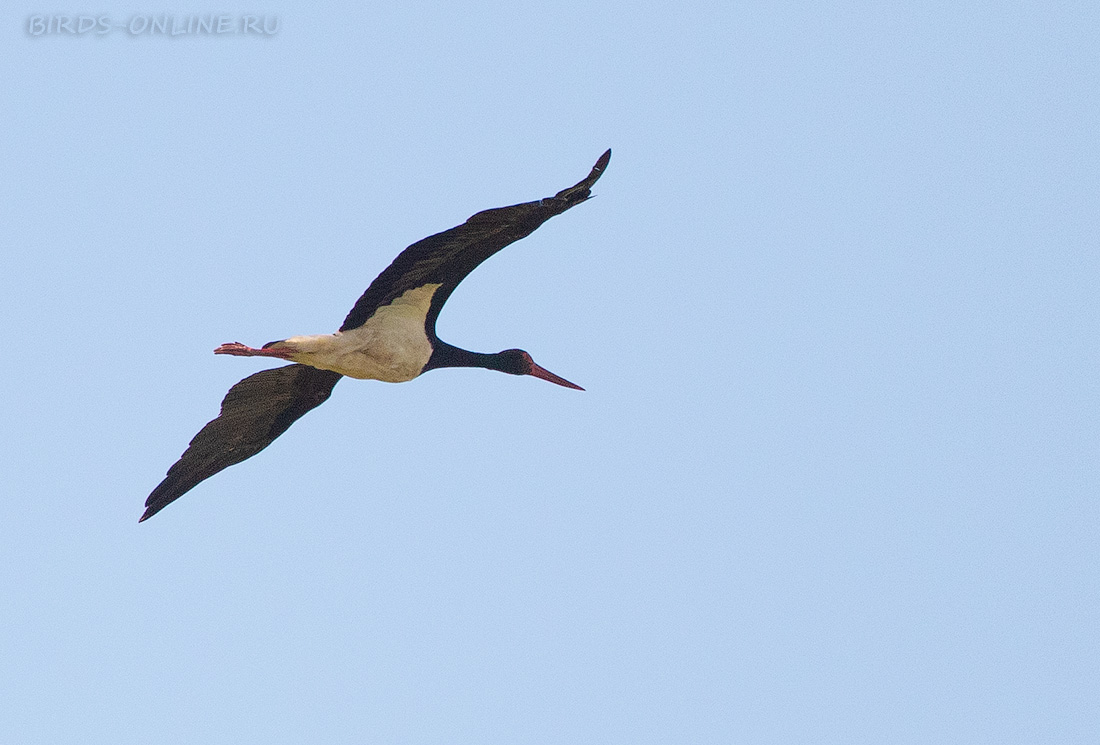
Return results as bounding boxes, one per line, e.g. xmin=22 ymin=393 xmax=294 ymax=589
xmin=141 ymin=364 xmax=342 ymax=522
xmin=339 ymin=149 xmax=611 ymax=336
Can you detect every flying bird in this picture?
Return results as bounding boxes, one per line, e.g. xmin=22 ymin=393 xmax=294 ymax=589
xmin=140 ymin=149 xmax=611 ymax=522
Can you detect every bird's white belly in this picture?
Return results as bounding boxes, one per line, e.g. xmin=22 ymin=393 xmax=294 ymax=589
xmin=282 ymin=284 xmax=441 ymax=382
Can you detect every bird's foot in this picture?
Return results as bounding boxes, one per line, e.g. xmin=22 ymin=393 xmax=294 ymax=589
xmin=214 ymin=341 xmax=253 ymax=356
xmin=215 ymin=342 xmax=267 ymax=357
xmin=215 ymin=341 xmax=298 ymax=360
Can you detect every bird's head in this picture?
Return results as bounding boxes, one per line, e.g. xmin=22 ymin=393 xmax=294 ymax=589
xmin=494 ymin=349 xmax=584 ymax=391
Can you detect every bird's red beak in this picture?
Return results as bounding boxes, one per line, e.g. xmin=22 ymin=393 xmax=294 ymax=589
xmin=527 ymin=362 xmax=584 ymax=391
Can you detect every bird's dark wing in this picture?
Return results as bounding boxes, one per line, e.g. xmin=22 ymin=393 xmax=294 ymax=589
xmin=141 ymin=364 xmax=342 ymax=522
xmin=339 ymin=149 xmax=611 ymax=335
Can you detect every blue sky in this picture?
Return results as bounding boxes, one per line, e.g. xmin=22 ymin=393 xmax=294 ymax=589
xmin=2 ymin=2 xmax=1098 ymax=743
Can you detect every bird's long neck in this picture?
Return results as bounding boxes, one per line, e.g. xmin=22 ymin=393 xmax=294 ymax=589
xmin=423 ymin=341 xmax=505 ymax=373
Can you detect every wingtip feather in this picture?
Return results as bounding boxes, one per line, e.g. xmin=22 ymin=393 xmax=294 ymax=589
xmin=587 ymin=149 xmax=611 ymax=184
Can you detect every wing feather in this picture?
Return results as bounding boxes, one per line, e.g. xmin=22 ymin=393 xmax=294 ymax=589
xmin=339 ymin=149 xmax=610 ymax=334
xmin=140 ymin=364 xmax=341 ymax=521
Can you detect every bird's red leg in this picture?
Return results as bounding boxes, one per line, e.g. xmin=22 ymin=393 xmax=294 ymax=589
xmin=214 ymin=342 xmax=295 ymax=359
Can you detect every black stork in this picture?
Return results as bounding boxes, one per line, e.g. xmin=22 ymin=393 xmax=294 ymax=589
xmin=140 ymin=149 xmax=610 ymax=522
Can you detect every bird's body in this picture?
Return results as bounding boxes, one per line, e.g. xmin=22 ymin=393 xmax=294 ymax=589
xmin=229 ymin=282 xmax=444 ymax=382
xmin=141 ymin=150 xmax=610 ymax=522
